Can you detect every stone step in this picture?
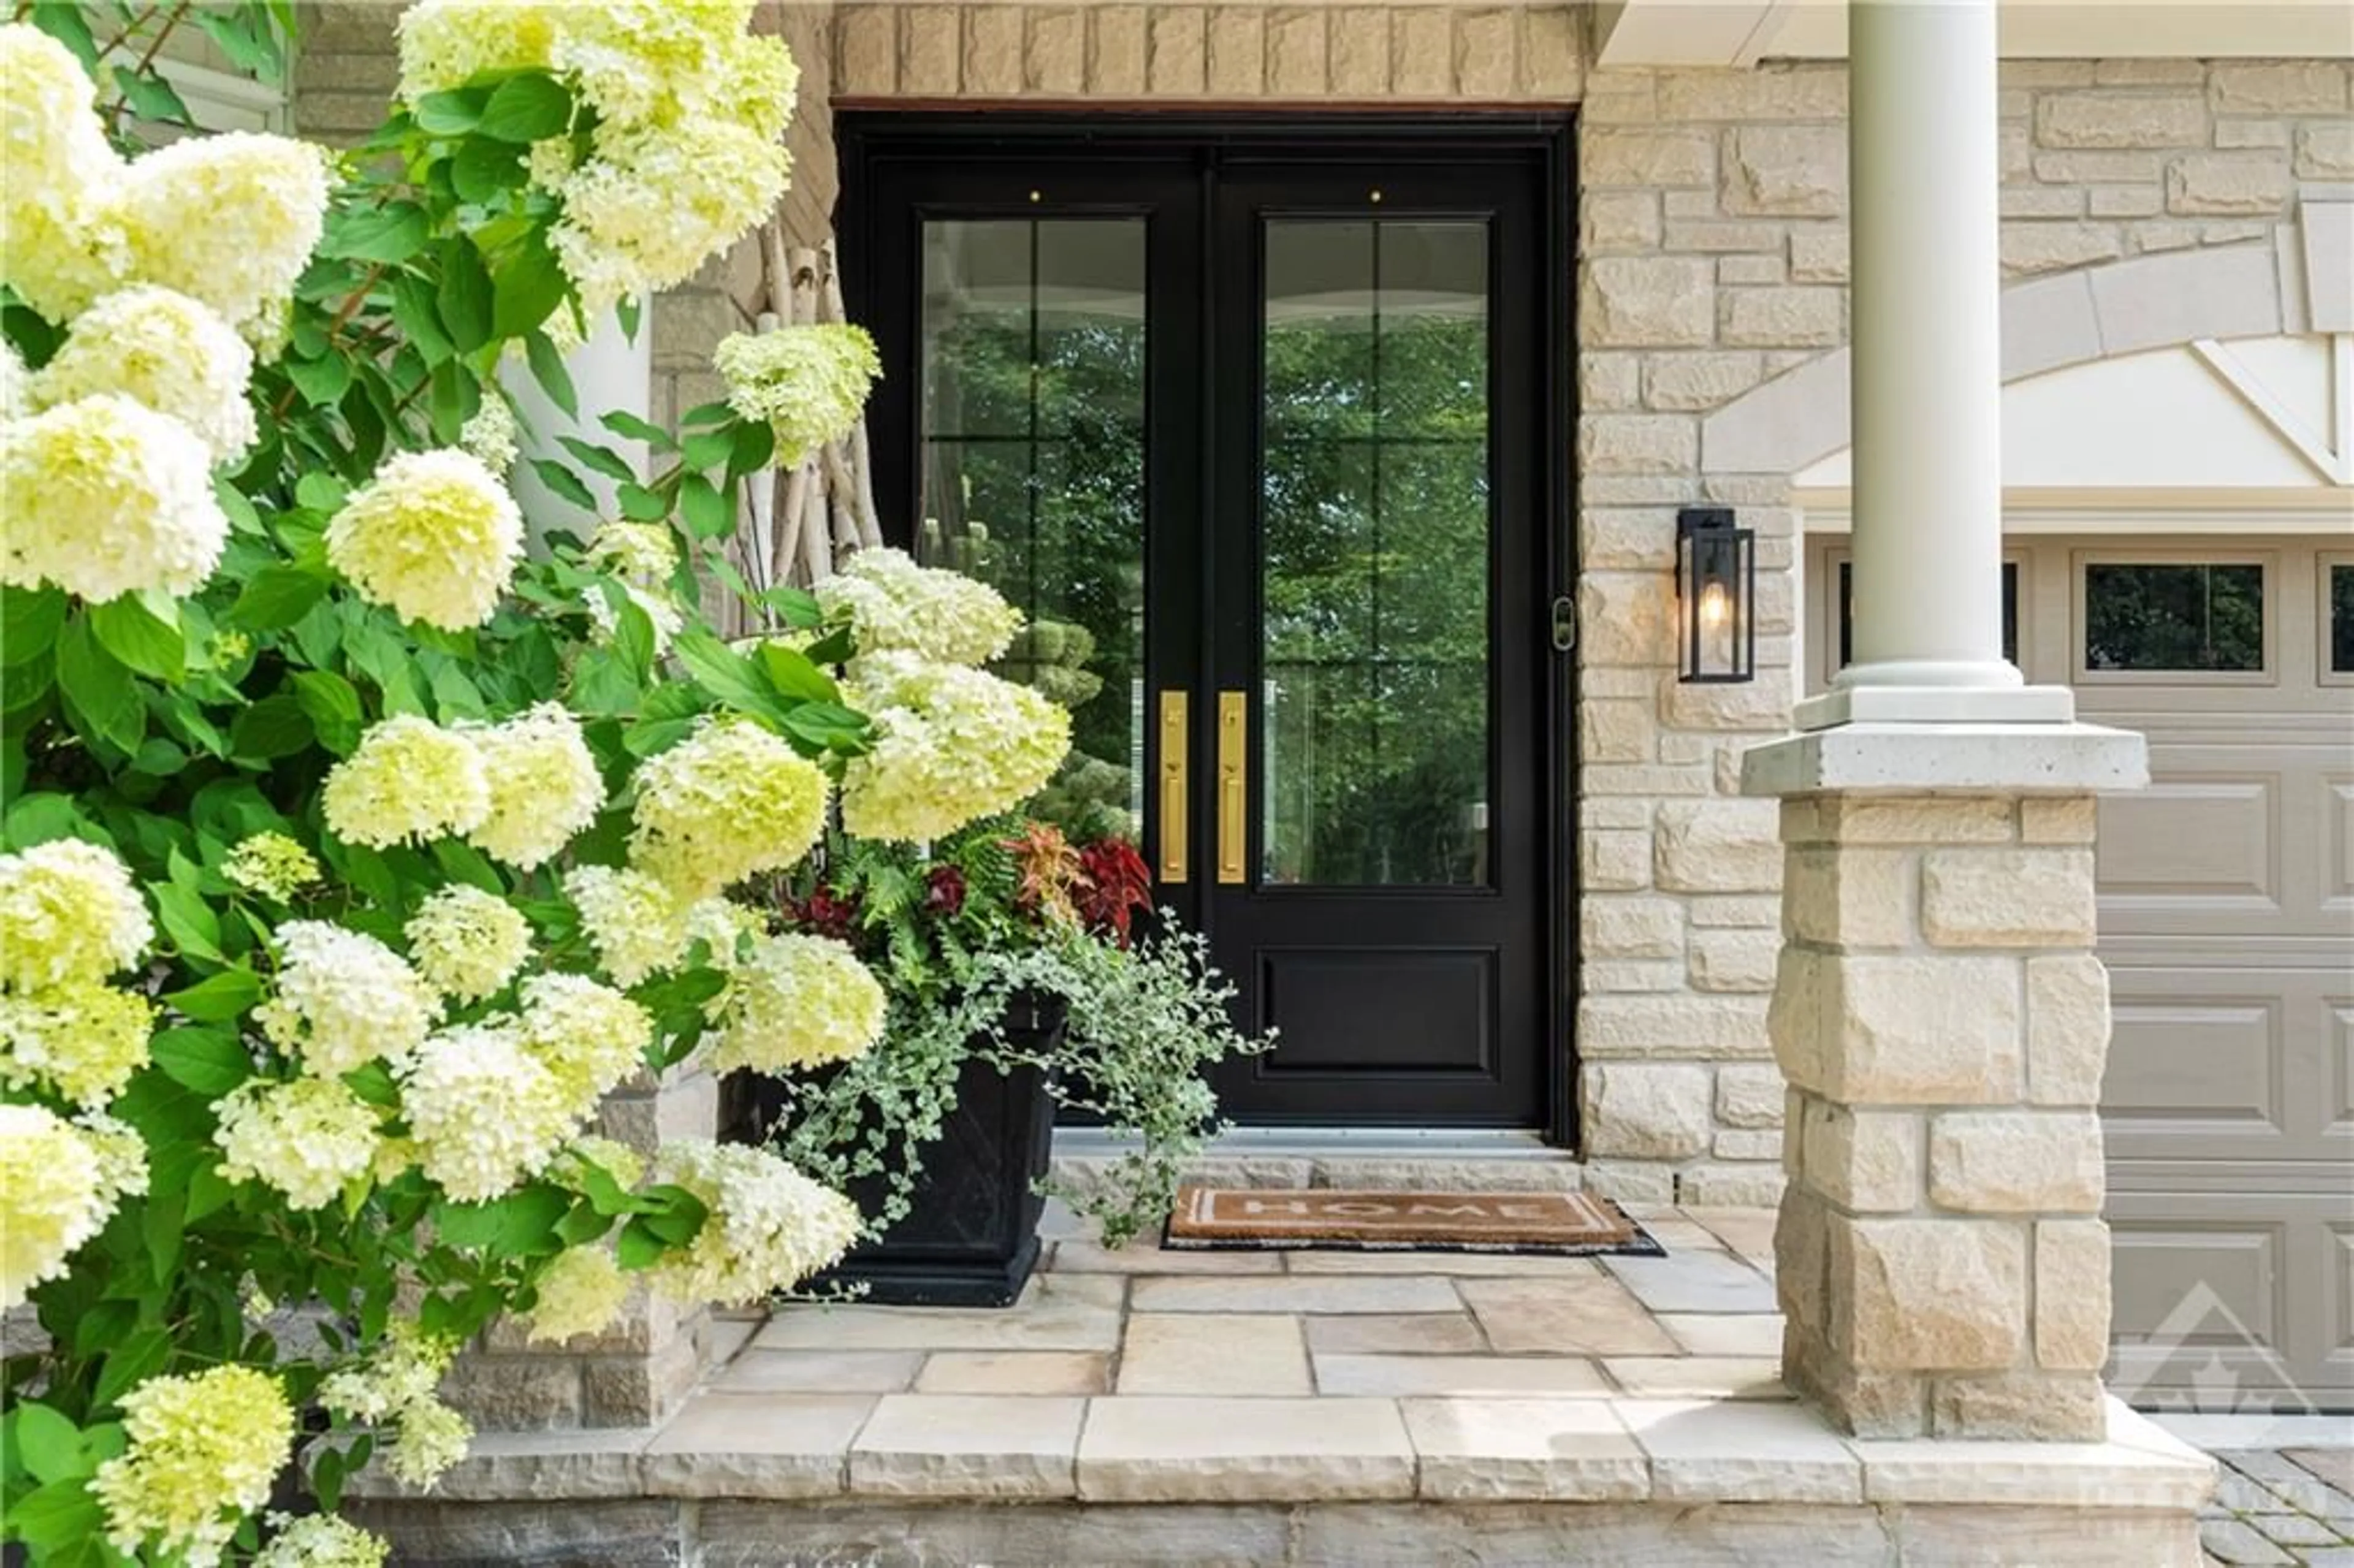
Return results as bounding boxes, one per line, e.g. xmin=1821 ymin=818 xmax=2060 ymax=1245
xmin=349 ymin=1397 xmax=2214 ymax=1566
xmin=354 ymin=1493 xmax=2211 ymax=1566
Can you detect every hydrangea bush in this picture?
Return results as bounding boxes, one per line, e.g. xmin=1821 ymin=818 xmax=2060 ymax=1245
xmin=0 ymin=6 xmax=1072 ymax=1563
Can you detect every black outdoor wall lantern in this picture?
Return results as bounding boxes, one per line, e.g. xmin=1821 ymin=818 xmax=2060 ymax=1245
xmin=1675 ymin=506 xmax=1756 ymax=684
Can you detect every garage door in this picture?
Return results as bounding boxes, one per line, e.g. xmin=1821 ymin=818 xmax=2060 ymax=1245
xmin=1814 ymin=535 xmax=2354 ymax=1412
xmin=2045 ymin=541 xmax=2353 ymax=1414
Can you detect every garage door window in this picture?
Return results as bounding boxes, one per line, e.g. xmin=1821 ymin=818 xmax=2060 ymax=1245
xmin=2327 ymin=560 xmax=2354 ymax=680
xmin=1834 ymin=559 xmax=2019 ymax=670
xmin=2079 ymin=558 xmax=2268 ymax=679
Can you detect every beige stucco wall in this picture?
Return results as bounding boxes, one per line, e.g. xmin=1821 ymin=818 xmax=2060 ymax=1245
xmin=289 ymin=6 xmax=2351 ymax=1205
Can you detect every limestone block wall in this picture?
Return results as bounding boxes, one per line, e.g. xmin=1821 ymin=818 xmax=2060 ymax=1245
xmin=1569 ymin=55 xmax=2346 ymax=1207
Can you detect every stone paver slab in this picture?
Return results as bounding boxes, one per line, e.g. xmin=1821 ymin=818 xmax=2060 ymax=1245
xmin=2200 ymin=1518 xmax=2297 ymax=1565
xmin=1118 ymin=1314 xmax=1311 ymax=1396
xmin=1302 ymin=1313 xmax=1487 ymax=1355
xmin=1018 ymin=1271 xmax=1130 ymax=1309
xmin=2247 ymin=1512 xmax=2351 ymax=1547
xmin=1051 ymin=1240 xmax=1283 ymax=1275
xmin=915 ymin=1352 xmax=1109 ymax=1396
xmin=1402 ymin=1396 xmax=1650 ymax=1501
xmin=753 ymin=1300 xmax=1121 ymax=1353
xmin=1129 ymin=1276 xmax=1461 ymax=1315
xmin=1458 ymin=1275 xmax=1680 ymax=1356
xmin=1685 ymin=1206 xmax=1779 ymax=1260
xmin=1657 ymin=1311 xmax=1785 ymax=1357
xmin=2289 ymin=1449 xmax=2354 ymax=1492
xmin=848 ymin=1395 xmax=1085 ymax=1499
xmin=1283 ymin=1250 xmax=1606 ymax=1277
xmin=1315 ymin=1354 xmax=1609 ymax=1398
xmin=1077 ymin=1396 xmax=1415 ymax=1502
xmin=642 ymin=1393 xmax=872 ymax=1498
xmin=1617 ymin=1397 xmax=1862 ymax=1503
xmin=1633 ymin=1217 xmax=1728 ymax=1251
xmin=1604 ymin=1356 xmax=1788 ymax=1399
xmin=1600 ymin=1250 xmax=1778 ymax=1314
xmin=709 ymin=1349 xmax=921 ymax=1395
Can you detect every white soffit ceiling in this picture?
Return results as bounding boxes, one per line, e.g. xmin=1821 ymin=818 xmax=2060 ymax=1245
xmin=1594 ymin=0 xmax=2354 ymax=67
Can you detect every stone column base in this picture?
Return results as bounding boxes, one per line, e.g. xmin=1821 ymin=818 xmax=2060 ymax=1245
xmin=1743 ymin=722 xmax=2147 ymax=1442
xmin=444 ymin=1063 xmax=722 ymax=1433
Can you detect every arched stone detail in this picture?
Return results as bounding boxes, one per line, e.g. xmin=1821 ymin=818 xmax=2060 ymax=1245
xmin=1700 ymin=239 xmax=2299 ymax=476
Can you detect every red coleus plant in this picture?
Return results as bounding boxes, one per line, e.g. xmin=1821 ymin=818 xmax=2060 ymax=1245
xmin=1073 ymin=837 xmax=1152 ymax=946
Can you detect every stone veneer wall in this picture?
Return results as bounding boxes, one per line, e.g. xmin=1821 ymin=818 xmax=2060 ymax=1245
xmin=1569 ymin=54 xmax=2347 ymax=1206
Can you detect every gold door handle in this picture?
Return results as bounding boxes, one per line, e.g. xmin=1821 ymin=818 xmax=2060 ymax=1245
xmin=1217 ymin=690 xmax=1247 ymax=885
xmin=1157 ymin=691 xmax=1188 ymax=884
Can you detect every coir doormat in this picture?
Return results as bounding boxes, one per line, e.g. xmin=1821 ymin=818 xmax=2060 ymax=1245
xmin=1162 ymin=1186 xmax=1664 ymax=1257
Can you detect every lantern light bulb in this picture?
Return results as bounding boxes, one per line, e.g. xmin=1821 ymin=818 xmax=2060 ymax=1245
xmin=1698 ymin=579 xmax=1731 ymax=630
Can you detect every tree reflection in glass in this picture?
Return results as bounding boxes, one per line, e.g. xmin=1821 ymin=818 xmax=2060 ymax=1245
xmin=1261 ymin=219 xmax=1492 ymax=888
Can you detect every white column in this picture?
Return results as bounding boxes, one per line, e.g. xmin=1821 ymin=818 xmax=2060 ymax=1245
xmin=505 ymin=311 xmax=654 ymax=547
xmin=1797 ymin=0 xmax=2071 ymax=729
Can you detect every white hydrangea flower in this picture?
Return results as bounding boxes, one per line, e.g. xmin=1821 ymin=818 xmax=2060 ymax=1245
xmin=75 ymin=1111 xmax=148 ymax=1209
xmin=0 ymin=980 xmax=154 ymax=1110
xmin=255 ymin=921 xmax=440 ymax=1078
xmin=405 ymin=885 xmax=531 ymax=1003
xmin=213 ymin=1077 xmax=381 ymax=1211
xmin=387 ymin=1395 xmax=471 ymax=1491
xmin=516 ymin=971 xmax=650 ymax=1111
xmin=457 ymin=391 xmax=519 ymax=475
xmin=549 ymin=118 xmax=788 ymax=321
xmin=560 ymin=1135 xmax=645 ymax=1193
xmin=0 ymin=1102 xmax=113 ymax=1309
xmin=839 ymin=653 xmax=1072 ymax=843
xmin=628 ymin=720 xmax=829 ymax=899
xmin=318 ymin=1319 xmax=454 ymax=1425
xmin=704 ymin=933 xmax=885 ymax=1077
xmin=584 ymin=520 xmax=685 ymax=657
xmin=90 ymin=1366 xmax=293 ymax=1568
xmin=0 ymin=393 xmax=230 ymax=601
xmin=462 ymin=702 xmax=604 ymax=869
xmin=254 ymin=1512 xmax=389 ymax=1568
xmin=0 ymin=24 xmax=124 ymax=321
xmin=400 ymin=1021 xmax=574 ymax=1203
xmin=817 ymin=546 xmax=1023 ymax=668
xmin=394 ymin=0 xmax=561 ymax=102
xmin=322 ymin=715 xmax=493 ymax=850
xmin=714 ymin=323 xmax=880 ymax=468
xmin=682 ymin=896 xmax=765 ymax=970
xmin=524 ymin=1245 xmax=629 ymax=1344
xmin=0 ymin=837 xmax=153 ymax=989
xmin=563 ymin=864 xmax=690 ymax=987
xmin=646 ymin=1140 xmax=860 ymax=1307
xmin=326 ymin=449 xmax=524 ymax=631
xmin=99 ymin=132 xmax=332 ymax=353
xmin=221 ymin=832 xmax=321 ymax=903
xmin=29 ymin=285 xmax=257 ymax=463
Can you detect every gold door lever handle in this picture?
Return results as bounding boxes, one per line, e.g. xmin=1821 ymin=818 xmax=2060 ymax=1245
xmin=1157 ymin=691 xmax=1188 ymax=884
xmin=1217 ymin=691 xmax=1246 ymax=885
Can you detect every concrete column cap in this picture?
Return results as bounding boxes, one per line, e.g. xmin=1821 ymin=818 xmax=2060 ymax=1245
xmin=1739 ymin=722 xmax=2150 ymax=799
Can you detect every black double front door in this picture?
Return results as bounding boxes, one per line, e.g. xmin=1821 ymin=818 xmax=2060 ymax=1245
xmin=848 ymin=120 xmax=1566 ymax=1130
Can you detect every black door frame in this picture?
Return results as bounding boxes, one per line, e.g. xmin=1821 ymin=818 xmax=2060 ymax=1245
xmin=837 ymin=112 xmax=1582 ymax=1147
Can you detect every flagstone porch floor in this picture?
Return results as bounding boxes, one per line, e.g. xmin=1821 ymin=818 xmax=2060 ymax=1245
xmin=356 ymin=1203 xmax=2220 ymax=1564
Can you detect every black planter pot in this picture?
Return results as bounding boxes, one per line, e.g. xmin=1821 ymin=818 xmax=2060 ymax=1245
xmin=733 ymin=992 xmax=1064 ymax=1308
